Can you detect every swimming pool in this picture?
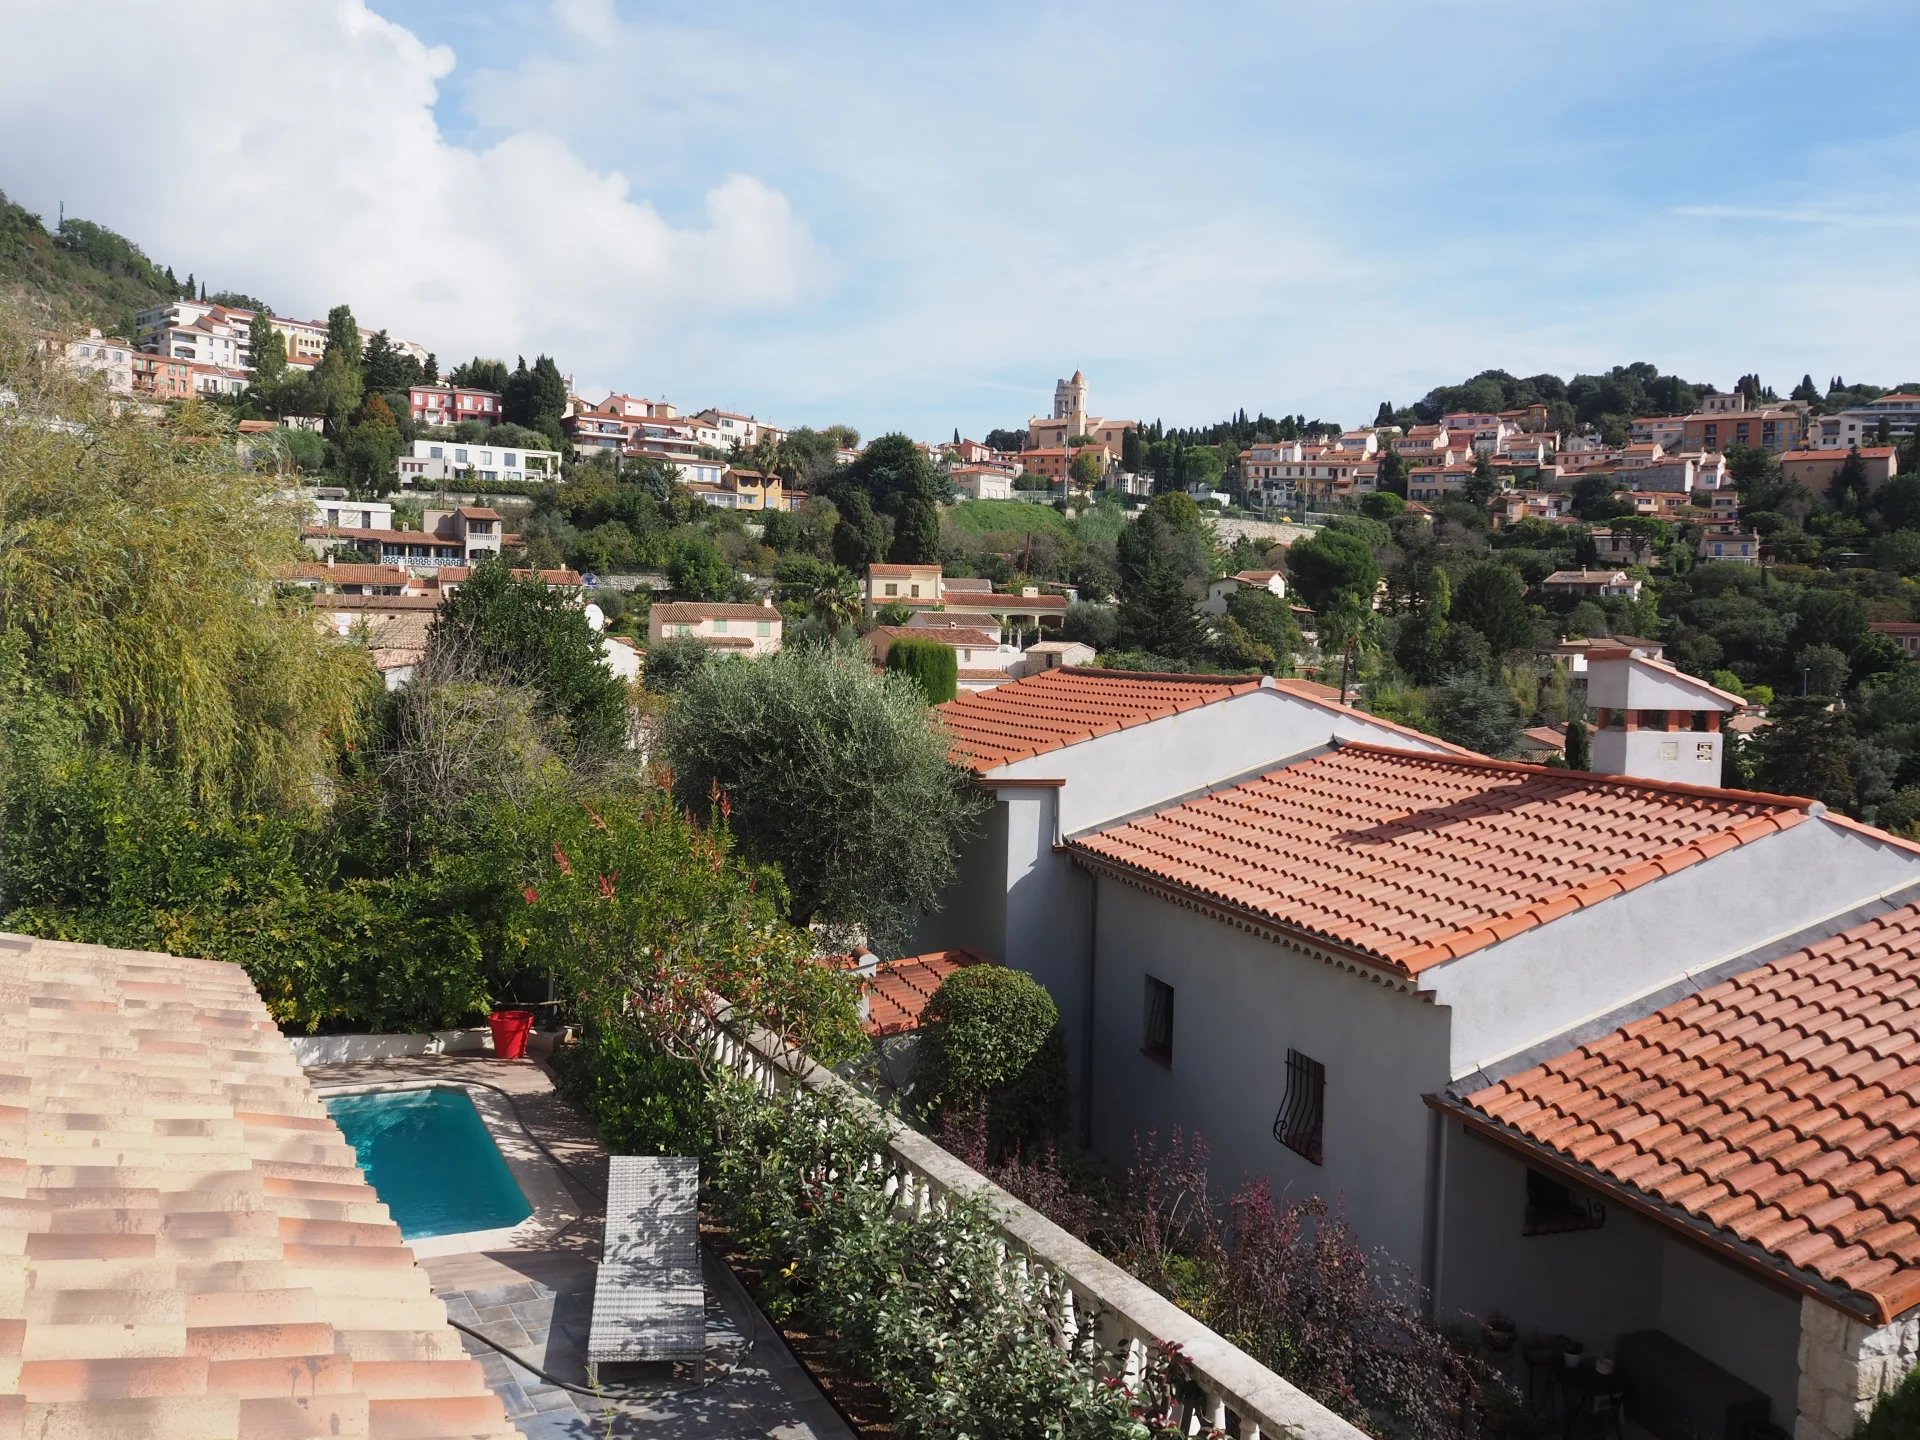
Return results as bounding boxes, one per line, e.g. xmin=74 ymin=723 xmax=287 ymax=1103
xmin=326 ymin=1087 xmax=533 ymax=1241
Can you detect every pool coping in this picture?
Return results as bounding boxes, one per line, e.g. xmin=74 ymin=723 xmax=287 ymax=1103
xmin=312 ymin=1077 xmax=584 ymax=1259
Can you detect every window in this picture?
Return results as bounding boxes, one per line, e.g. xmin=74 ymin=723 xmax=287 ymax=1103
xmin=676 ymin=624 xmax=692 ymax=637
xmin=504 ymin=452 xmax=517 ymax=467
xmin=1142 ymin=977 xmax=1174 ymax=1065
xmin=884 ymin=583 xmax=898 ymax=597
xmin=429 ymin=446 xmax=443 ymax=460
xmin=454 ymin=449 xmax=468 ymax=463
xmin=756 ymin=621 xmax=770 ymax=637
xmin=1523 ymin=1168 xmax=1605 ymax=1235
xmin=1273 ymin=1050 xmax=1325 ymax=1164
xmin=713 ymin=619 xmax=729 ymax=634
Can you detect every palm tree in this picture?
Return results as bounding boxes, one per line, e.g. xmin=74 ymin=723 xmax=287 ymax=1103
xmin=812 ymin=567 xmax=863 ymax=633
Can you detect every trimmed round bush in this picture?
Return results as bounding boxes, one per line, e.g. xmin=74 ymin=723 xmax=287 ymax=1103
xmin=916 ymin=964 xmax=1068 ymax=1154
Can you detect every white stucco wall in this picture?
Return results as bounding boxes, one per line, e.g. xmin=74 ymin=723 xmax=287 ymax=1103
xmin=1592 ymin=726 xmax=1724 ymax=786
xmin=1085 ymin=876 xmax=1451 ymax=1266
xmin=1427 ymin=818 xmax=1920 ymax=1078
xmin=1435 ymin=1125 xmax=1801 ymax=1421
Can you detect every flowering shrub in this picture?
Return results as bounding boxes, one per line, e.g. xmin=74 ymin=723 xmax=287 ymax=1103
xmin=525 ymin=780 xmax=865 ymax=1071
xmin=707 ymin=1081 xmax=1220 ymax=1440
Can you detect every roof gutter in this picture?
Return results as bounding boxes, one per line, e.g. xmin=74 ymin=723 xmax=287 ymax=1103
xmin=1424 ymin=1091 xmax=1890 ymax=1327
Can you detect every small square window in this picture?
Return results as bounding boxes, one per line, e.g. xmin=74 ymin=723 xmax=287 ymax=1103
xmin=1273 ymin=1050 xmax=1325 ymax=1164
xmin=757 ymin=621 xmax=770 ymax=637
xmin=713 ymin=618 xmax=728 ymax=634
xmin=1142 ymin=976 xmax=1174 ymax=1065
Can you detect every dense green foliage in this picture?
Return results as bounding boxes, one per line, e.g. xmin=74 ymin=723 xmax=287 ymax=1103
xmin=916 ymin=965 xmax=1070 ymax=1153
xmin=1854 ymin=1364 xmax=1920 ymax=1439
xmin=430 ymin=560 xmax=632 ymax=754
xmin=659 ymin=647 xmax=982 ymax=947
xmin=884 ymin=635 xmax=960 ymax=704
xmin=0 ymin=190 xmax=177 ymax=333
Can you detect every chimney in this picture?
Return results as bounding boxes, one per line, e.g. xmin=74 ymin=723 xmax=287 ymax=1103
xmin=1585 ymin=649 xmax=1737 ymax=788
xmin=325 ymin=553 xmax=334 ymax=569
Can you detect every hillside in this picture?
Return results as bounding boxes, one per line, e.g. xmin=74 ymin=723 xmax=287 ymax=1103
xmin=0 ymin=189 xmax=180 ymax=337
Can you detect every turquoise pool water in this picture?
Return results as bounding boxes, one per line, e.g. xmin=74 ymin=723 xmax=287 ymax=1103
xmin=326 ymin=1087 xmax=532 ymax=1240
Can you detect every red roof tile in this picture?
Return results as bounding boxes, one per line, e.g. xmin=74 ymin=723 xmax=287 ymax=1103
xmin=860 ymin=948 xmax=987 ymax=1037
xmin=1454 ymin=899 xmax=1920 ymax=1323
xmin=1 ymin=935 xmax=518 ymax=1437
xmin=936 ymin=667 xmax=1263 ymax=771
xmin=1069 ymin=743 xmax=1810 ymax=975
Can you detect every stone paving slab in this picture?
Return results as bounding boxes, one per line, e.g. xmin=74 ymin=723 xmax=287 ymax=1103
xmin=307 ymin=1052 xmax=854 ymax=1440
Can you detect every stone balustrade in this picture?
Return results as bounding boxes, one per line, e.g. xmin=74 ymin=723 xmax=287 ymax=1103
xmin=701 ymin=1003 xmax=1370 ymax=1440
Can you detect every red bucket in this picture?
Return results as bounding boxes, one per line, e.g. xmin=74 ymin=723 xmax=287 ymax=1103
xmin=487 ymin=1009 xmax=536 ymax=1060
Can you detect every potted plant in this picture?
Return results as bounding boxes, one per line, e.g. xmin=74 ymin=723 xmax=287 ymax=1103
xmin=1482 ymin=1312 xmax=1517 ymax=1354
xmin=1560 ymin=1336 xmax=1585 ymax=1368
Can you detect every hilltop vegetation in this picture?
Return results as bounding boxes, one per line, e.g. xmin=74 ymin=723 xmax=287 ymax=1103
xmin=0 ymin=189 xmax=193 ymax=336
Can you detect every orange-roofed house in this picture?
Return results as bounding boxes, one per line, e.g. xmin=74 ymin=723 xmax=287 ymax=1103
xmin=648 ymin=600 xmax=782 ymax=656
xmin=1781 ymin=446 xmax=1900 ymax=494
xmin=896 ymin=658 xmax=1920 ymax=1430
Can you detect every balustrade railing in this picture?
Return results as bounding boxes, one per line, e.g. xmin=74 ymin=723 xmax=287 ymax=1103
xmin=700 ymin=1003 xmax=1370 ymax=1440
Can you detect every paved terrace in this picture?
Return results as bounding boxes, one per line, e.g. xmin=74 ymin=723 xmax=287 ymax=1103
xmin=306 ymin=1054 xmax=854 ymax=1440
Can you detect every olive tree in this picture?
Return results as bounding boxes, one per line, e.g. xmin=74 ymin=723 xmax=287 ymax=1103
xmin=660 ymin=645 xmax=983 ymax=948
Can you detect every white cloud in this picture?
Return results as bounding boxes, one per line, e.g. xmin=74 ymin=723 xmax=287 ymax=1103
xmin=0 ymin=0 xmax=823 ymax=386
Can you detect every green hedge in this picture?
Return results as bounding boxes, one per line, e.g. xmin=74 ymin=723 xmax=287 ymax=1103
xmin=884 ymin=635 xmax=959 ymax=704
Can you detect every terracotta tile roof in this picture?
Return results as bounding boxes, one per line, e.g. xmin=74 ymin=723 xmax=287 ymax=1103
xmin=936 ymin=667 xmax=1263 ymax=771
xmin=860 ymin=948 xmax=988 ymax=1037
xmin=1451 ymin=900 xmax=1920 ymax=1323
xmin=651 ymin=602 xmax=779 ymax=624
xmin=286 ymin=562 xmax=419 ymax=587
xmin=0 ymin=934 xmax=518 ymax=1438
xmin=868 ymin=564 xmax=939 ymax=578
xmin=1068 ymin=743 xmax=1810 ymax=976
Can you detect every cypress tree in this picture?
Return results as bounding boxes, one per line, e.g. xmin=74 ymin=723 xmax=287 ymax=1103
xmin=885 ymin=637 xmax=959 ymax=705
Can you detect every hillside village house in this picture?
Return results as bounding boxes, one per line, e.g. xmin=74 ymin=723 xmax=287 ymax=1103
xmin=684 ymin=467 xmax=793 ymax=511
xmin=1782 ymin=446 xmax=1900 ymax=494
xmin=407 ymin=383 xmax=501 ymax=427
xmin=1201 ymin=569 xmax=1287 ymax=616
xmin=304 ymin=502 xmax=505 ymax=570
xmin=647 ymin=600 xmax=782 ymax=656
xmin=1699 ymin=530 xmax=1762 ymax=565
xmin=1542 ymin=568 xmax=1643 ymax=600
xmin=135 ymin=299 xmax=253 ymax=370
xmin=906 ymin=662 xmax=1920 ymax=1436
xmin=40 ymin=327 xmax=134 ymax=395
xmin=397 ymin=438 xmax=561 ymax=487
xmin=693 ymin=407 xmax=786 ymax=447
xmin=1810 ymin=393 xmax=1920 ymax=449
xmin=864 ymin=564 xmax=1067 ymax=634
xmin=949 ymin=465 xmax=1014 ymax=501
xmin=1871 ymin=621 xmax=1920 ymax=659
xmin=1681 ymin=405 xmax=1806 ymax=454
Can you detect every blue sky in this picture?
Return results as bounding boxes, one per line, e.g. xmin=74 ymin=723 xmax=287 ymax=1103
xmin=7 ymin=0 xmax=1920 ymax=438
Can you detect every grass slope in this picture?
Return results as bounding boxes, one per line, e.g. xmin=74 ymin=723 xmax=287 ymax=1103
xmin=944 ymin=499 xmax=1072 ymax=538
